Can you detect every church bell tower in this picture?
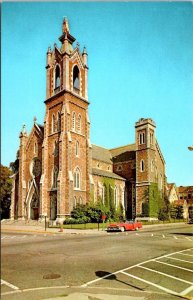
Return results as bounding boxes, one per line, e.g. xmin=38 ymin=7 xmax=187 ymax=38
xmin=40 ymin=18 xmax=91 ymax=223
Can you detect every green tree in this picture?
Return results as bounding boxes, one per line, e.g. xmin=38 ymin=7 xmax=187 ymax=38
xmin=0 ymin=165 xmax=12 ymax=219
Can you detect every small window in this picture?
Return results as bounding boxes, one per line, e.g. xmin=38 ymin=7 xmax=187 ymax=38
xmin=140 ymin=160 xmax=144 ymax=172
xmin=57 ymin=112 xmax=61 ymax=132
xmin=150 ymin=133 xmax=154 ymax=145
xmin=55 ymin=65 xmax=60 ymax=88
xmin=77 ymin=114 xmax=81 ymax=133
xmin=116 ymin=165 xmax=122 ymax=172
xmin=79 ymin=196 xmax=83 ymax=205
xmin=52 ymin=114 xmax=56 ymax=133
xmin=74 ymin=167 xmax=80 ymax=189
xmin=76 ymin=141 xmax=80 ymax=157
xmin=139 ymin=132 xmax=145 ymax=145
xmin=72 ymin=112 xmax=76 ymax=131
xmin=73 ymin=65 xmax=80 ymax=90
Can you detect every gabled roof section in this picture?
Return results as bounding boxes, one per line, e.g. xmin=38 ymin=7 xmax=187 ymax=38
xmin=110 ymin=144 xmax=136 ymax=158
xmin=70 ymin=47 xmax=85 ymax=69
xmin=92 ymin=144 xmax=112 ymax=164
xmin=92 ymin=168 xmax=125 ymax=181
xmin=26 ymin=123 xmax=44 ymax=150
xmin=178 ymin=186 xmax=193 ymax=193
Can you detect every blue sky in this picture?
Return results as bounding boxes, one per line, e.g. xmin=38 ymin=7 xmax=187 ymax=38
xmin=2 ymin=2 xmax=193 ymax=186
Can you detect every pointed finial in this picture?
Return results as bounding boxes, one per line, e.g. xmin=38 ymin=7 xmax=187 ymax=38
xmin=47 ymin=46 xmax=51 ymax=53
xmin=83 ymin=46 xmax=87 ymax=55
xmin=22 ymin=124 xmax=26 ymax=134
xmin=62 ymin=17 xmax=70 ymax=34
xmin=33 ymin=116 xmax=37 ymax=124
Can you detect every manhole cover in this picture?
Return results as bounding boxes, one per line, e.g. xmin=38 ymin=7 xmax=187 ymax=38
xmin=43 ymin=273 xmax=61 ymax=279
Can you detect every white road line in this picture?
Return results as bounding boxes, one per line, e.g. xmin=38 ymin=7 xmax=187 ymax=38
xmin=180 ymin=284 xmax=193 ymax=296
xmin=1 ymin=236 xmax=8 ymax=240
xmin=138 ymin=265 xmax=193 ymax=284
xmin=151 ymin=234 xmax=154 ymax=237
xmin=179 ymin=253 xmax=193 ymax=257
xmin=135 ymin=233 xmax=139 ymax=236
xmin=185 ymin=237 xmax=193 ymax=242
xmin=1 ymin=279 xmax=19 ymax=290
xmin=173 ymin=236 xmax=178 ymax=240
xmin=169 ymin=257 xmax=193 ymax=264
xmin=121 ymin=271 xmax=180 ymax=296
xmin=82 ymin=247 xmax=193 ymax=287
xmin=155 ymin=260 xmax=193 ymax=273
xmin=162 ymin=235 xmax=165 ymax=238
xmin=21 ymin=235 xmax=27 ymax=238
xmin=11 ymin=236 xmax=17 ymax=239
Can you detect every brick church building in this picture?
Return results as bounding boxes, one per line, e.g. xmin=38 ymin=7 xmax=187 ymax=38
xmin=10 ymin=18 xmax=166 ymax=222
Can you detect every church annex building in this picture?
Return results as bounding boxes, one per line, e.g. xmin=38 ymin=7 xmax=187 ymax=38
xmin=10 ymin=19 xmax=166 ymax=223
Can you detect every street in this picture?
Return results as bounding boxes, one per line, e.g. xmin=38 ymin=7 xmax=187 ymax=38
xmin=1 ymin=223 xmax=193 ymax=300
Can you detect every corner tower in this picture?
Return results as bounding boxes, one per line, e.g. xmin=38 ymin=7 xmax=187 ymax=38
xmin=135 ymin=118 xmax=156 ymax=216
xmin=41 ymin=18 xmax=91 ymax=223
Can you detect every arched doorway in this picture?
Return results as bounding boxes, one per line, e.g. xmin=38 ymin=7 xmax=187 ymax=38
xmin=50 ymin=194 xmax=57 ymax=220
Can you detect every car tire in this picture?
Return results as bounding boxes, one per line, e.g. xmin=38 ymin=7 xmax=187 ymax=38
xmin=120 ymin=227 xmax=125 ymax=232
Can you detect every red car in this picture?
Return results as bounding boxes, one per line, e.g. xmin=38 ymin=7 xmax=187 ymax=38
xmin=107 ymin=220 xmax=142 ymax=232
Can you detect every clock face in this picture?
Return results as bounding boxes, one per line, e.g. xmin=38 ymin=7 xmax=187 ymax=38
xmin=32 ymin=158 xmax=41 ymax=177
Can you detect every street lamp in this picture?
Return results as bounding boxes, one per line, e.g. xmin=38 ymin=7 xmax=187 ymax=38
xmin=188 ymin=146 xmax=193 ymax=151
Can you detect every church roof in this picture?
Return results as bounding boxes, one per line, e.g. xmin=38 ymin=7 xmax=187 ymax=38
xmin=110 ymin=143 xmax=136 ymax=157
xmin=92 ymin=168 xmax=125 ymax=181
xmin=92 ymin=144 xmax=112 ymax=164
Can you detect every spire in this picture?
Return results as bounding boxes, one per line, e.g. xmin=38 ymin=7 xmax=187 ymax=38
xmin=33 ymin=116 xmax=37 ymax=124
xmin=19 ymin=124 xmax=27 ymax=138
xmin=62 ymin=17 xmax=70 ymax=34
xmin=82 ymin=46 xmax=88 ymax=67
xmin=59 ymin=17 xmax=75 ymax=53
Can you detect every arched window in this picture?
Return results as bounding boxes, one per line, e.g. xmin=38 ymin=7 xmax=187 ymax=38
xmin=139 ymin=132 xmax=145 ymax=145
xmin=77 ymin=114 xmax=81 ymax=133
xmin=57 ymin=111 xmax=61 ymax=132
xmin=72 ymin=112 xmax=76 ymax=131
xmin=55 ymin=65 xmax=60 ymax=88
xmin=114 ymin=186 xmax=118 ymax=208
xmin=76 ymin=141 xmax=80 ymax=157
xmin=79 ymin=197 xmax=83 ymax=205
xmin=74 ymin=167 xmax=80 ymax=189
xmin=73 ymin=65 xmax=80 ymax=90
xmin=52 ymin=114 xmax=56 ymax=133
xmin=52 ymin=166 xmax=58 ymax=188
xmin=140 ymin=160 xmax=144 ymax=172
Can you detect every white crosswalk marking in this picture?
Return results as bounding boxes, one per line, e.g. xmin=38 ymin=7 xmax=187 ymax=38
xmin=1 ymin=279 xmax=19 ymax=290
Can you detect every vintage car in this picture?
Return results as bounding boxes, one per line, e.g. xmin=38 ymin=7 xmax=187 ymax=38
xmin=106 ymin=220 xmax=142 ymax=232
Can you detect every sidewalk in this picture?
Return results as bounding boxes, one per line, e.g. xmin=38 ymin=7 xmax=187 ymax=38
xmin=1 ymin=220 xmax=187 ymax=235
xmin=1 ymin=221 xmax=107 ymax=235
